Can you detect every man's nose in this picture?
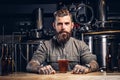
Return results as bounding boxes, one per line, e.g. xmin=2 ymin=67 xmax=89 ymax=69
xmin=61 ymin=24 xmax=66 ymax=29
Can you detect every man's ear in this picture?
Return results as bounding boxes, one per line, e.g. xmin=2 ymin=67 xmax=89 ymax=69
xmin=71 ymin=22 xmax=74 ymax=29
xmin=52 ymin=22 xmax=56 ymax=29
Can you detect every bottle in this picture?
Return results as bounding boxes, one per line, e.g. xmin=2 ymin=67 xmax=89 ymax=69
xmin=118 ymin=43 xmax=120 ymax=72
xmin=106 ymin=43 xmax=113 ymax=72
xmin=1 ymin=44 xmax=8 ymax=75
xmin=7 ymin=45 xmax=14 ymax=74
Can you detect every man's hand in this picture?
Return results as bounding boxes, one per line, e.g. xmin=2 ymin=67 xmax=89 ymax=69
xmin=72 ymin=64 xmax=90 ymax=74
xmin=38 ymin=65 xmax=56 ymax=74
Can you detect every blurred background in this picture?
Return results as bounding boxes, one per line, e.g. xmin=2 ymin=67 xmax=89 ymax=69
xmin=0 ymin=0 xmax=120 ymax=35
xmin=0 ymin=0 xmax=120 ymax=74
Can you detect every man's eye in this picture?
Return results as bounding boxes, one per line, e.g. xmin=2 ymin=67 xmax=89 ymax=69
xmin=65 ymin=22 xmax=70 ymax=25
xmin=57 ymin=23 xmax=62 ymax=26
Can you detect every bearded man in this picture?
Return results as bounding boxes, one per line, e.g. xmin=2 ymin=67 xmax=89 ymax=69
xmin=26 ymin=9 xmax=99 ymax=74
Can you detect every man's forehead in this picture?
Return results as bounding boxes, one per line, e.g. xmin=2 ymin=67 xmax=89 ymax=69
xmin=56 ymin=15 xmax=72 ymax=21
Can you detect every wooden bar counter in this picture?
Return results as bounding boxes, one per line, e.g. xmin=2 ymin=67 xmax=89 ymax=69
xmin=0 ymin=72 xmax=120 ymax=80
xmin=83 ymin=30 xmax=120 ymax=35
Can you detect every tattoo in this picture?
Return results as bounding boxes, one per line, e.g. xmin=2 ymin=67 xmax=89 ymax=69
xmin=26 ymin=60 xmax=41 ymax=73
xmin=89 ymin=60 xmax=99 ymax=72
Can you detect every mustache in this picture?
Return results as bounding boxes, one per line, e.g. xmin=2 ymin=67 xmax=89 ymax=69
xmin=58 ymin=30 xmax=69 ymax=34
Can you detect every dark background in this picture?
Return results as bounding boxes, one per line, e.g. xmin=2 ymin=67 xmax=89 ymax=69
xmin=0 ymin=0 xmax=120 ymax=72
xmin=0 ymin=0 xmax=120 ymax=35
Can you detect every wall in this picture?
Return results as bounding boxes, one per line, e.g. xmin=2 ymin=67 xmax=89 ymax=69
xmin=0 ymin=4 xmax=57 ymax=35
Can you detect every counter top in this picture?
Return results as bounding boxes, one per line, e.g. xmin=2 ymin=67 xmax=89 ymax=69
xmin=84 ymin=30 xmax=120 ymax=35
xmin=0 ymin=72 xmax=120 ymax=80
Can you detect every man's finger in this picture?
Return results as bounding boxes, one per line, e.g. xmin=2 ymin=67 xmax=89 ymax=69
xmin=40 ymin=67 xmax=46 ymax=74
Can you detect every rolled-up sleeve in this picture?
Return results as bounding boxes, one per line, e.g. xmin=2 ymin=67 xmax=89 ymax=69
xmin=32 ymin=41 xmax=47 ymax=65
xmin=80 ymin=41 xmax=97 ymax=64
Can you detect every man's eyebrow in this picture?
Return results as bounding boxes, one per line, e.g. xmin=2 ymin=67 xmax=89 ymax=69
xmin=57 ymin=22 xmax=63 ymax=25
xmin=65 ymin=22 xmax=70 ymax=23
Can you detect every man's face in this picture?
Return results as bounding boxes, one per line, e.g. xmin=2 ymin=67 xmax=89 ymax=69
xmin=53 ymin=15 xmax=74 ymax=43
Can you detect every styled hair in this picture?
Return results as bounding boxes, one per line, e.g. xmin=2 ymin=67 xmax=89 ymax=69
xmin=53 ymin=9 xmax=73 ymax=21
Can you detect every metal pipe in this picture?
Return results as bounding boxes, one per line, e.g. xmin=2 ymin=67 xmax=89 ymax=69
xmin=33 ymin=8 xmax=43 ymax=30
xmin=101 ymin=35 xmax=107 ymax=68
xmin=98 ymin=0 xmax=107 ymax=28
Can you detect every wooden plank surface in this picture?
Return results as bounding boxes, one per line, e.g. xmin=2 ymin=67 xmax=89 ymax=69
xmin=0 ymin=72 xmax=120 ymax=80
xmin=84 ymin=30 xmax=120 ymax=35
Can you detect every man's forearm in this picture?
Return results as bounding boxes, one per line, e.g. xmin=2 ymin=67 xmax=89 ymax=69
xmin=88 ymin=60 xmax=99 ymax=72
xmin=26 ymin=60 xmax=41 ymax=73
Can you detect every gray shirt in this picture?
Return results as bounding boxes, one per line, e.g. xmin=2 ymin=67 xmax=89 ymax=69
xmin=32 ymin=37 xmax=97 ymax=71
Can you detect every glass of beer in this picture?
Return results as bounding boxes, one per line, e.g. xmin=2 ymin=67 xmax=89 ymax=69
xmin=57 ymin=56 xmax=69 ymax=73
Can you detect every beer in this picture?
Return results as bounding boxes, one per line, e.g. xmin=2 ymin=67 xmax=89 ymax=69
xmin=7 ymin=45 xmax=14 ymax=74
xmin=58 ymin=59 xmax=69 ymax=73
xmin=0 ymin=44 xmax=14 ymax=76
xmin=1 ymin=44 xmax=8 ymax=76
xmin=106 ymin=43 xmax=113 ymax=72
xmin=118 ymin=55 xmax=120 ymax=72
xmin=118 ymin=43 xmax=120 ymax=72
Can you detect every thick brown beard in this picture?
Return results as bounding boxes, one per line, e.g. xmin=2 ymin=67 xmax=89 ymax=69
xmin=56 ymin=31 xmax=71 ymax=44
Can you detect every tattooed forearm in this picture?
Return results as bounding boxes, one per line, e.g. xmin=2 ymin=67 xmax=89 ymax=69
xmin=26 ymin=60 xmax=41 ymax=73
xmin=89 ymin=60 xmax=99 ymax=72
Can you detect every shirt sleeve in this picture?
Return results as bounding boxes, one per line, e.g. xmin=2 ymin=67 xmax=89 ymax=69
xmin=31 ymin=41 xmax=47 ymax=65
xmin=79 ymin=41 xmax=97 ymax=65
